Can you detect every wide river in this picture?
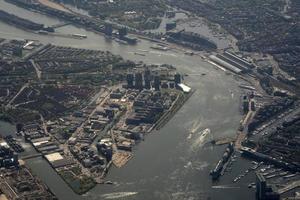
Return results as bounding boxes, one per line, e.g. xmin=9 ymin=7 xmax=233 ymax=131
xmin=0 ymin=1 xmax=256 ymax=199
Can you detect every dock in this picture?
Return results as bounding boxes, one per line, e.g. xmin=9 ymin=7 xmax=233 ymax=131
xmin=112 ymin=152 xmax=132 ymax=168
xmin=49 ymin=22 xmax=71 ymax=29
xmin=278 ymin=180 xmax=300 ymax=194
xmin=214 ymin=137 xmax=236 ymax=145
xmin=235 ymin=131 xmax=246 ymax=150
xmin=20 ymin=153 xmax=43 ymax=160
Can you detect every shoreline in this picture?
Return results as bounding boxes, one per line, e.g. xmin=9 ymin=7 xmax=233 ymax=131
xmin=0 ymin=1 xmax=258 ymax=198
xmin=154 ymin=89 xmax=195 ymax=131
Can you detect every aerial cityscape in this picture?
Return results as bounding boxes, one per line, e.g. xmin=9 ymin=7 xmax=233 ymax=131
xmin=0 ymin=0 xmax=299 ymax=199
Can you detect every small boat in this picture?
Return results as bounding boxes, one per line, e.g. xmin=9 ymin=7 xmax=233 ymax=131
xmin=105 ymin=181 xmax=113 ymax=185
xmin=115 ymin=38 xmax=127 ymax=45
xmin=134 ymin=52 xmax=146 ymax=56
xmin=185 ymin=51 xmax=194 ymax=56
xmin=233 ymin=177 xmax=240 ymax=182
xmin=251 ymin=165 xmax=259 ymax=170
xmin=150 ymin=45 xmax=169 ymax=51
xmin=138 ymin=49 xmax=149 ymax=52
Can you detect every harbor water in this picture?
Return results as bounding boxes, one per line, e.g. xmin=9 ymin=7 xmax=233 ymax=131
xmin=0 ymin=1 xmax=256 ymax=199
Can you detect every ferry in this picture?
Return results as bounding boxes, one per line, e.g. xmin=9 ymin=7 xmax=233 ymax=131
xmin=104 ymin=181 xmax=113 ymax=185
xmin=23 ymin=41 xmax=34 ymax=49
xmin=71 ymin=34 xmax=87 ymax=39
xmin=37 ymin=30 xmax=48 ymax=35
xmin=150 ymin=45 xmax=169 ymax=51
xmin=199 ymin=128 xmax=210 ymax=140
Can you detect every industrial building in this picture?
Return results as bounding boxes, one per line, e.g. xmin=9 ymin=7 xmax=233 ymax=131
xmin=224 ymin=51 xmax=255 ymax=69
xmin=177 ymin=83 xmax=191 ymax=93
xmin=209 ymin=51 xmax=256 ymax=74
xmin=166 ymin=22 xmax=176 ymax=31
xmin=0 ymin=142 xmax=19 ymax=168
xmin=144 ymin=68 xmax=151 ymax=89
xmin=126 ymin=73 xmax=134 ymax=88
xmin=209 ymin=55 xmax=242 ymax=74
xmin=256 ymin=173 xmax=280 ymax=200
xmin=135 ymin=73 xmax=143 ymax=90
xmin=104 ymin=23 xmax=113 ymax=36
xmin=154 ymin=75 xmax=161 ymax=91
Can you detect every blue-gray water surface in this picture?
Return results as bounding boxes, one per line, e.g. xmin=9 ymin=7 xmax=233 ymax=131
xmin=0 ymin=1 xmax=256 ymax=199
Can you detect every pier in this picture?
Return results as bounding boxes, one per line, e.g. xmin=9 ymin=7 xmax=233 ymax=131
xmin=49 ymin=22 xmax=71 ymax=29
xmin=20 ymin=153 xmax=43 ymax=160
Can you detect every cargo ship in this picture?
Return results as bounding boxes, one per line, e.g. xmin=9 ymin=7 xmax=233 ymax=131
xmin=210 ymin=142 xmax=234 ymax=180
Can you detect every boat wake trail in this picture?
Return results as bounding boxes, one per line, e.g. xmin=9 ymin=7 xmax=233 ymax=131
xmin=190 ymin=128 xmax=212 ymax=151
xmin=187 ymin=120 xmax=202 ymax=140
xmin=101 ymin=192 xmax=138 ymax=199
xmin=212 ymin=185 xmax=241 ymax=189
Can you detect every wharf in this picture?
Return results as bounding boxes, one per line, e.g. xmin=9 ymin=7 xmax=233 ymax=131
xmin=155 ymin=89 xmax=195 ymax=130
xmin=214 ymin=137 xmax=235 ymax=145
xmin=235 ymin=131 xmax=246 ymax=150
xmin=112 ymin=152 xmax=133 ymax=168
xmin=20 ymin=153 xmax=43 ymax=160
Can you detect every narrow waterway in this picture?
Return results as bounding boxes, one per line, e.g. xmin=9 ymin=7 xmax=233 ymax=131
xmin=0 ymin=1 xmax=256 ymax=199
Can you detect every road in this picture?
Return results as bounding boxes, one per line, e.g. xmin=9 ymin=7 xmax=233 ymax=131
xmin=40 ymin=114 xmax=49 ymax=135
xmin=61 ymin=85 xmax=119 ymax=179
xmin=235 ymin=98 xmax=256 ymax=150
xmin=29 ymin=59 xmax=41 ymax=80
xmin=251 ymin=102 xmax=300 ymax=142
xmin=278 ymin=180 xmax=300 ymax=194
xmin=71 ymin=86 xmax=112 ymax=138
xmin=6 ymin=83 xmax=29 ymax=108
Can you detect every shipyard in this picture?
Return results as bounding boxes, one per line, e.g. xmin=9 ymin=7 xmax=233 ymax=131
xmin=0 ymin=0 xmax=299 ymax=199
